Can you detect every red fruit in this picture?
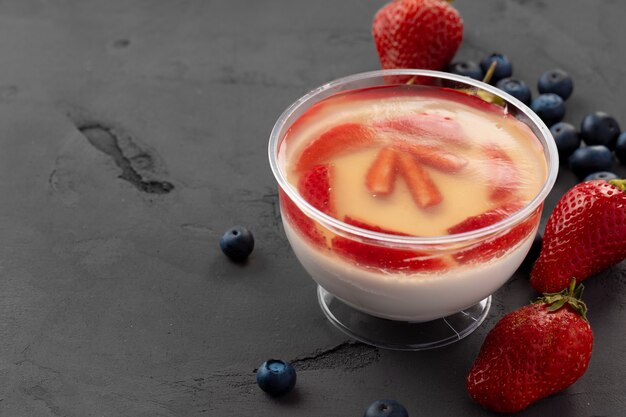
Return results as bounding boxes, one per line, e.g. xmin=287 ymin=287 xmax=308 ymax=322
xmin=451 ymin=205 xmax=541 ymax=264
xmin=343 ymin=216 xmax=410 ymax=236
xmin=279 ymin=190 xmax=326 ymax=247
xmin=296 ymin=123 xmax=376 ymax=172
xmin=530 ymin=179 xmax=626 ymax=293
xmin=467 ymin=281 xmax=593 ymax=413
xmin=365 ymin=147 xmax=398 ymax=195
xmin=279 ymin=165 xmax=335 ymax=247
xmin=332 ymin=224 xmax=447 ymax=272
xmin=298 ymin=164 xmax=334 ymax=214
xmin=396 ymin=152 xmax=442 ymax=208
xmin=448 ymin=202 xmax=525 ymax=234
xmin=375 ymin=113 xmax=468 ymax=147
xmin=334 ymin=217 xmax=447 ymax=272
xmin=279 ymin=100 xmax=328 ymax=150
xmin=483 ymin=144 xmax=521 ymax=201
xmin=372 ymin=0 xmax=463 ymax=71
xmin=332 ymin=237 xmax=448 ymax=272
xmin=393 ymin=140 xmax=467 ymax=173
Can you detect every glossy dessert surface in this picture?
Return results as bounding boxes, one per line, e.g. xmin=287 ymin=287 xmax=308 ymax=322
xmin=271 ymin=78 xmax=555 ymax=321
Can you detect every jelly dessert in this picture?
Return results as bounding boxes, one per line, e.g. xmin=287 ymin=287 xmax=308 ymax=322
xmin=271 ymin=75 xmax=555 ymax=324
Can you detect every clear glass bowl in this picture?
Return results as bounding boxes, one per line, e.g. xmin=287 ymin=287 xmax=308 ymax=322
xmin=268 ymin=69 xmax=558 ymax=350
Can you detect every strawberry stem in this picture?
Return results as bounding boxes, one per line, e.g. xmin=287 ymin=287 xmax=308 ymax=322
xmin=609 ymin=179 xmax=626 ymax=191
xmin=482 ymin=61 xmax=497 ymax=84
xmin=535 ymin=278 xmax=588 ymax=321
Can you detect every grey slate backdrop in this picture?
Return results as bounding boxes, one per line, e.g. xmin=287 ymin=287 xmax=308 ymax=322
xmin=0 ymin=0 xmax=624 ymax=416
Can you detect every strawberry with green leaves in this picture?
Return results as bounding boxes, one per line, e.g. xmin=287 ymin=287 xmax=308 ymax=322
xmin=467 ymin=280 xmax=593 ymax=413
xmin=372 ymin=0 xmax=463 ymax=71
xmin=530 ymin=179 xmax=626 ymax=293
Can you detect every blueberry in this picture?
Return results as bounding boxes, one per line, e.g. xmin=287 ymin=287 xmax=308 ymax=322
xmin=447 ymin=61 xmax=484 ymax=80
xmin=495 ymin=77 xmax=531 ymax=105
xmin=580 ymin=111 xmax=621 ymax=149
xmin=363 ymin=399 xmax=409 ymax=417
xmin=537 ymin=69 xmax=574 ymax=100
xmin=583 ymin=171 xmax=619 ymax=182
xmin=530 ymin=94 xmax=565 ymax=127
xmin=569 ymin=145 xmax=614 ymax=180
xmin=220 ymin=226 xmax=254 ymax=261
xmin=616 ymin=132 xmax=626 ymax=164
xmin=480 ymin=53 xmax=513 ymax=83
xmin=550 ymin=122 xmax=581 ymax=159
xmin=256 ymin=359 xmax=297 ymax=397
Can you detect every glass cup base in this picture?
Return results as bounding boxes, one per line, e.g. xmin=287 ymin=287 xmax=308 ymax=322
xmin=317 ymin=285 xmax=491 ymax=351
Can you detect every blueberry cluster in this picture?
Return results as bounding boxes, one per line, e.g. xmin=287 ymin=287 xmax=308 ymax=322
xmin=558 ymin=112 xmax=624 ymax=180
xmin=448 ymin=54 xmax=625 ymax=181
xmin=449 ymin=54 xmax=570 ymax=125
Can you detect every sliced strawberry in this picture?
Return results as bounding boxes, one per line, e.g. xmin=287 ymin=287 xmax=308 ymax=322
xmin=334 ymin=215 xmax=448 ymax=272
xmin=298 ymin=164 xmax=334 ymax=214
xmin=332 ymin=236 xmax=448 ymax=272
xmin=280 ymin=100 xmax=327 ymax=151
xmin=296 ymin=123 xmax=377 ymax=172
xmin=447 ymin=202 xmax=525 ymax=234
xmin=393 ymin=140 xmax=467 ymax=173
xmin=452 ymin=205 xmax=541 ymax=264
xmin=376 ymin=113 xmax=467 ymax=147
xmin=344 ymin=216 xmax=410 ymax=236
xmin=365 ymin=147 xmax=398 ymax=195
xmin=279 ymin=190 xmax=326 ymax=247
xmin=483 ymin=144 xmax=520 ymax=201
xmin=396 ymin=152 xmax=442 ymax=208
xmin=278 ymin=165 xmax=334 ymax=247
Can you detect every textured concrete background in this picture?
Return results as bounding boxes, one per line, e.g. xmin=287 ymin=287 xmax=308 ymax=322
xmin=0 ymin=0 xmax=624 ymax=416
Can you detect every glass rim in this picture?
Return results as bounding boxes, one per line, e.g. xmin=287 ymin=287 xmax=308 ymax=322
xmin=268 ymin=69 xmax=559 ymax=245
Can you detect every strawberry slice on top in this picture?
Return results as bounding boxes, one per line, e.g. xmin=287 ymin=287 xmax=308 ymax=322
xmin=483 ymin=144 xmax=521 ymax=201
xmin=295 ymin=123 xmax=376 ymax=172
xmin=396 ymin=152 xmax=443 ymax=208
xmin=375 ymin=113 xmax=468 ymax=147
xmin=365 ymin=146 xmax=398 ymax=195
xmin=298 ymin=164 xmax=335 ymax=214
xmin=392 ymin=140 xmax=468 ymax=173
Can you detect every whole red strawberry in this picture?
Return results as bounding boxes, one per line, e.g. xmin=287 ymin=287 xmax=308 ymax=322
xmin=530 ymin=179 xmax=626 ymax=293
xmin=467 ymin=280 xmax=593 ymax=413
xmin=372 ymin=0 xmax=463 ymax=71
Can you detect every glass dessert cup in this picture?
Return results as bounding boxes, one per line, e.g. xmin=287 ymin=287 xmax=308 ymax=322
xmin=269 ymin=70 xmax=558 ymax=350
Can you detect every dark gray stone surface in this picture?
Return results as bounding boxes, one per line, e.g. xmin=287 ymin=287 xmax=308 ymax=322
xmin=0 ymin=0 xmax=624 ymax=415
